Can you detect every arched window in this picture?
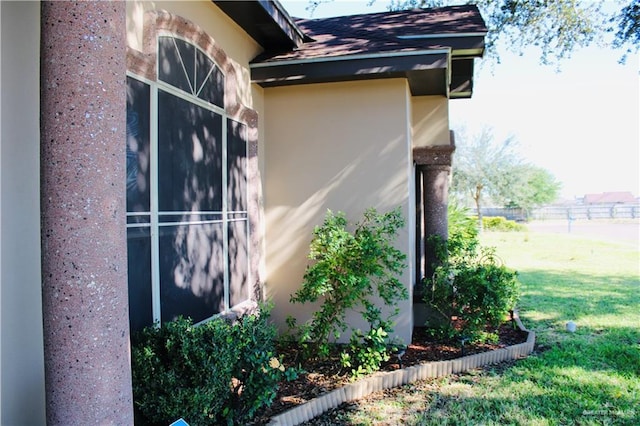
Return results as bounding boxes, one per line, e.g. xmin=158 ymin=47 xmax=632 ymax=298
xmin=126 ymin=34 xmax=249 ymax=332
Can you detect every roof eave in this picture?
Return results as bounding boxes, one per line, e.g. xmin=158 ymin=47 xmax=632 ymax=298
xmin=213 ymin=0 xmax=307 ymax=49
xmin=449 ymin=57 xmax=476 ymax=99
xmin=251 ymin=50 xmax=452 ymax=96
xmin=248 ymin=7 xmax=486 ymax=98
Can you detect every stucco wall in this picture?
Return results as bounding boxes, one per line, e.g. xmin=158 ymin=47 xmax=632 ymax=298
xmin=412 ymin=95 xmax=450 ymax=147
xmin=263 ymin=79 xmax=415 ymax=344
xmin=0 ymin=1 xmax=46 ymax=424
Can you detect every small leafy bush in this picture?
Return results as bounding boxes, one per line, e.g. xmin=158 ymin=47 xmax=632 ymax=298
xmin=228 ymin=310 xmax=299 ymax=422
xmin=482 ymin=216 xmax=528 ymax=232
xmin=425 ymin=205 xmax=521 ymax=341
xmin=132 ymin=306 xmax=296 ymax=425
xmin=287 ymin=207 xmax=408 ymax=377
xmin=445 ymin=204 xmax=480 ymax=260
xmin=343 ymin=324 xmax=393 ymax=377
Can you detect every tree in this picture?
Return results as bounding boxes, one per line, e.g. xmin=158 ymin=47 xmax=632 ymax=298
xmin=503 ymin=164 xmax=561 ymax=216
xmin=612 ymin=0 xmax=640 ymax=60
xmin=306 ymin=0 xmax=639 ymax=65
xmin=450 ymin=127 xmax=521 ymax=229
xmin=450 ymin=127 xmax=560 ymax=227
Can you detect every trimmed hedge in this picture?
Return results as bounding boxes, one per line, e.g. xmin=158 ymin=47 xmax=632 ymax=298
xmin=132 ymin=307 xmax=296 ymax=425
xmin=482 ymin=216 xmax=528 ymax=232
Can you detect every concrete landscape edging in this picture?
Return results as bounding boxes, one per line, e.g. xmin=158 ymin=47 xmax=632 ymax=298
xmin=268 ymin=312 xmax=535 ymax=426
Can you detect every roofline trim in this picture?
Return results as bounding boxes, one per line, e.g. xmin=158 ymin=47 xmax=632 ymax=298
xmin=251 ymin=48 xmax=451 ymax=69
xmin=262 ymin=0 xmax=309 ymax=45
xmin=450 ymin=91 xmax=472 ymax=98
xmin=398 ymin=32 xmax=487 ymax=40
xmin=452 ymin=48 xmax=484 ymax=57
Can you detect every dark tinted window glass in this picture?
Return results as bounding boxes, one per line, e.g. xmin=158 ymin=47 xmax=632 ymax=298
xmin=159 ymin=223 xmax=225 ymax=323
xmin=174 ymin=38 xmax=195 ymax=91
xmin=196 ymin=48 xmax=224 ymax=107
xmin=157 ymin=90 xmax=223 ymax=213
xmin=127 ymin=227 xmax=153 ymax=332
xmin=158 ymin=36 xmax=192 ymax=93
xmin=129 ymin=36 xmax=249 ymax=327
xmin=228 ymin=220 xmax=249 ymax=307
xmin=126 ymin=77 xmax=150 ymax=213
xmin=227 ymin=120 xmax=247 ymax=212
xmin=158 ymin=36 xmax=224 ymax=108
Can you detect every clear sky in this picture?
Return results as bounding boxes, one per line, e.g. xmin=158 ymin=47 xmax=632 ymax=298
xmin=280 ymin=0 xmax=640 ymax=200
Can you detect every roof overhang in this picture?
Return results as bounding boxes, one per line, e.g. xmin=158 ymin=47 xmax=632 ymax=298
xmin=251 ymin=50 xmax=453 ymax=96
xmin=245 ymin=4 xmax=486 ymax=98
xmin=212 ymin=0 xmax=308 ymax=49
xmin=449 ymin=58 xmax=475 ymax=98
xmin=251 ymin=52 xmax=479 ymax=98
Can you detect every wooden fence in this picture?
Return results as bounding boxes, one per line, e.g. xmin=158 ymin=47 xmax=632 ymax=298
xmin=478 ymin=204 xmax=640 ymax=221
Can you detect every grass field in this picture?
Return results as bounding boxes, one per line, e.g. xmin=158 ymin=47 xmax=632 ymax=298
xmin=310 ymin=229 xmax=640 ymax=425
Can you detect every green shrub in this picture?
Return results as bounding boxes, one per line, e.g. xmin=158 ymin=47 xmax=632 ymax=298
xmin=131 ymin=306 xmax=296 ymax=425
xmin=427 ymin=242 xmax=520 ymax=341
xmin=481 ymin=216 xmax=527 ymax=232
xmin=425 ymin=205 xmax=521 ymax=342
xmin=228 ymin=309 xmax=298 ymax=422
xmin=446 ymin=203 xmax=480 ymax=260
xmin=288 ymin=207 xmax=408 ymax=377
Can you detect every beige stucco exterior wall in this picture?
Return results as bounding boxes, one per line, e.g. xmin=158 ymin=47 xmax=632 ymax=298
xmin=0 ymin=1 xmax=46 ymax=424
xmin=412 ymin=95 xmax=451 ymax=147
xmin=263 ymin=79 xmax=415 ymax=344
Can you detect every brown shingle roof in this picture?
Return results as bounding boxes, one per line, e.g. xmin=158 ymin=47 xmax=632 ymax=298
xmin=251 ymin=5 xmax=486 ymax=98
xmin=254 ymin=5 xmax=487 ymax=63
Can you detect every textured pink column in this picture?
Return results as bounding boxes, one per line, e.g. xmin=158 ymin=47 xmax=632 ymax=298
xmin=413 ymin=142 xmax=455 ymax=284
xmin=421 ymin=164 xmax=451 ymax=278
xmin=40 ymin=2 xmax=133 ymax=424
xmin=422 ymin=165 xmax=450 ymax=242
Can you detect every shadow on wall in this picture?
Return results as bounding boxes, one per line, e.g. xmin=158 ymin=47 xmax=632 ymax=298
xmin=265 ymin=136 xmax=413 ymax=336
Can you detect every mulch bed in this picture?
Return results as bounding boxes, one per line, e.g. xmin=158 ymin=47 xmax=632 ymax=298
xmin=251 ymin=321 xmax=528 ymax=424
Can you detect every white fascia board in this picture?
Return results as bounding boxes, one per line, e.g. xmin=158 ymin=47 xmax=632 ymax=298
xmin=250 ymin=48 xmax=451 ymax=69
xmin=397 ymin=32 xmax=487 ymax=39
xmin=450 ymin=91 xmax=472 ymax=99
xmin=452 ymin=48 xmax=484 ymax=57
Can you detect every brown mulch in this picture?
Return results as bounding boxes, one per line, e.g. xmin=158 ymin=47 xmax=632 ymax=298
xmin=252 ymin=321 xmax=528 ymax=424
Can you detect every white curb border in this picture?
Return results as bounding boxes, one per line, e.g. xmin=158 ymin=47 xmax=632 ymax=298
xmin=268 ymin=312 xmax=535 ymax=426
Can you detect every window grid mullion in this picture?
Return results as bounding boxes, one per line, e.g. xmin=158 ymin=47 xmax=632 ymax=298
xmin=192 ymin=45 xmax=197 ymax=96
xmin=222 ymin=115 xmax=230 ymax=312
xmin=149 ymin=85 xmax=161 ymax=325
xmin=156 ymin=81 xmax=224 ymax=116
xmin=244 ymin=128 xmax=250 ymax=302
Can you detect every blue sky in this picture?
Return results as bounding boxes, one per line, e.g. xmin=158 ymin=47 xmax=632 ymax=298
xmin=280 ymin=0 xmax=640 ymax=200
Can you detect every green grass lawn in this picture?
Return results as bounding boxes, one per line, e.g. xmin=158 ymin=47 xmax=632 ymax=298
xmin=314 ymin=229 xmax=640 ymax=425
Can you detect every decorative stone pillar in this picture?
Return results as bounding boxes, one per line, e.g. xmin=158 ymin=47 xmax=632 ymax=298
xmin=413 ymin=137 xmax=455 ymax=294
xmin=40 ymin=2 xmax=133 ymax=424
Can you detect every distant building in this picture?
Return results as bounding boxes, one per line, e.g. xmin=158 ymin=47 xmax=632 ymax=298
xmin=582 ymin=192 xmax=637 ymax=205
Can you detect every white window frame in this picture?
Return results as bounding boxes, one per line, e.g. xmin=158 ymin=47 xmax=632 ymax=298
xmin=125 ymin=35 xmax=250 ymax=326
